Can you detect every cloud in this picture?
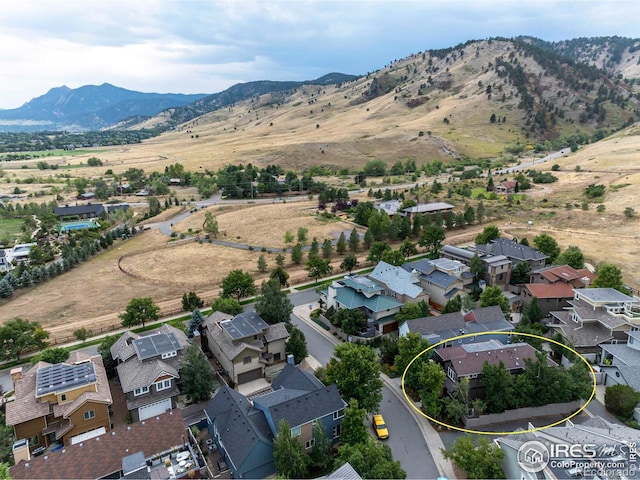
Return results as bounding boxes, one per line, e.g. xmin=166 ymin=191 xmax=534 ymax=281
xmin=1 ymin=0 xmax=639 ymax=109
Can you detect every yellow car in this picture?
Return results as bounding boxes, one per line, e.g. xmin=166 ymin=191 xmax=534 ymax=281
xmin=372 ymin=413 xmax=389 ymax=440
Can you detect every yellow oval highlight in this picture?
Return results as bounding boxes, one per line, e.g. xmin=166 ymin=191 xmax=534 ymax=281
xmin=401 ymin=330 xmax=597 ymax=435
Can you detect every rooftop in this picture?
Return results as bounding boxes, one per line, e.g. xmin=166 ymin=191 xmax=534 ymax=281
xmin=221 ymin=311 xmax=269 ymax=341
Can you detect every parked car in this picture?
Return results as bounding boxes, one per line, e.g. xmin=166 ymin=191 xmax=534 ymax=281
xmin=372 ymin=413 xmax=389 ymax=440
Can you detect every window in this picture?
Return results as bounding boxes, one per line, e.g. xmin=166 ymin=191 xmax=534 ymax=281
xmin=305 ymin=439 xmax=315 ymax=449
xmin=332 ymin=424 xmax=342 ymax=439
xmin=60 ymin=394 xmax=67 ymax=401
xmin=161 ymin=351 xmax=177 ymax=359
xmin=84 ymin=410 xmax=95 ymax=420
xmin=243 ymin=356 xmax=252 ymax=365
xmin=134 ymin=386 xmax=150 ymax=396
xmin=291 ymin=426 xmax=301 ymax=437
xmin=333 ymin=409 xmax=344 ymax=420
xmin=155 ymin=379 xmax=171 ymax=391
xmin=447 ymin=366 xmax=457 ymax=382
xmin=273 ymin=353 xmax=281 ymax=362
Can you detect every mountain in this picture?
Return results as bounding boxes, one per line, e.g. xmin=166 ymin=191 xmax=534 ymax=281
xmin=0 ymin=83 xmax=208 ymax=132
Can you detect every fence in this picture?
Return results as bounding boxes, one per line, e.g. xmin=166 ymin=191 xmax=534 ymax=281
xmin=463 ymin=400 xmax=582 ymax=429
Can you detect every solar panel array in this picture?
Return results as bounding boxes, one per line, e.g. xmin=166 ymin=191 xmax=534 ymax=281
xmin=133 ymin=332 xmax=181 ymax=361
xmin=36 ymin=362 xmax=97 ymax=397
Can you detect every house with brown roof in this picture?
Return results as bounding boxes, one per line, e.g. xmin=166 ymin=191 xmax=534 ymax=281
xmin=110 ymin=324 xmax=190 ymax=422
xmin=10 ymin=410 xmax=199 ymax=480
xmin=495 ymin=180 xmax=520 ymax=195
xmin=521 ymin=265 xmax=596 ymax=316
xmin=5 ymin=352 xmax=113 ymax=454
xmin=202 ymin=311 xmax=289 ymax=386
xmin=434 ymin=339 xmax=550 ymax=398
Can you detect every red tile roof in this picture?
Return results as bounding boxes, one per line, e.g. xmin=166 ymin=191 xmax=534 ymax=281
xmin=436 ymin=342 xmax=542 ymax=376
xmin=524 ymin=282 xmax=576 ymax=299
xmin=10 ymin=411 xmax=186 ymax=480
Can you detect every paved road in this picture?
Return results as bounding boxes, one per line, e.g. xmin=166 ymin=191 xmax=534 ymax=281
xmin=495 ymin=148 xmax=571 ymax=175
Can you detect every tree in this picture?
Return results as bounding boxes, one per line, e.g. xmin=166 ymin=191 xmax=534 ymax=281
xmin=306 ymin=255 xmax=333 ymax=283
xmin=273 ymin=419 xmax=309 ymax=479
xmin=291 ymin=243 xmax=304 ymax=265
xmin=394 ymin=332 xmax=431 ymax=390
xmin=442 ymin=435 xmax=505 ymax=479
xmin=441 ymin=295 xmax=462 ymax=313
xmin=337 ymin=438 xmax=406 ymax=479
xmin=210 ymin=297 xmax=243 ymax=315
xmin=395 ymin=300 xmax=430 ymax=323
xmin=340 ymin=399 xmax=369 ymax=445
xmin=256 ymin=279 xmax=293 ymax=324
xmin=380 ymin=248 xmax=405 ymax=266
xmin=366 ymin=241 xmax=391 ymax=263
xmin=481 ymin=361 xmax=514 ymax=413
xmin=203 ymin=211 xmax=219 ymax=238
xmin=533 ymin=233 xmax=560 ymax=264
xmin=322 ymin=238 xmax=333 ymax=259
xmin=182 ymin=291 xmax=204 ymax=312
xmin=326 ymin=343 xmax=383 ymax=413
xmin=285 ymin=324 xmax=308 ymax=364
xmin=30 ymin=347 xmax=69 ymax=365
xmin=592 ymin=263 xmax=627 ymax=293
xmin=309 ymin=419 xmax=333 ymax=472
xmin=336 ymin=231 xmax=347 ymax=254
xmin=399 ymin=237 xmax=417 ymax=258
xmin=270 ymin=266 xmax=290 ymax=287
xmin=275 ymin=253 xmax=286 ymax=268
xmin=257 ymin=254 xmax=268 ymax=273
xmin=464 ymin=204 xmax=475 ymax=224
xmin=476 ymin=201 xmax=486 ymax=224
xmin=510 ymin=261 xmax=531 ymax=284
xmin=418 ymin=225 xmax=446 ymax=258
xmin=340 ymin=253 xmax=359 ymax=272
xmin=475 ymin=225 xmax=500 ymax=244
xmin=180 ymin=344 xmax=216 ymax=402
xmin=98 ymin=335 xmax=119 ymax=378
xmin=333 ymin=308 xmax=366 ymax=335
xmin=418 ymin=361 xmax=446 ymax=417
xmin=479 ymin=285 xmax=510 ymax=315
xmin=0 ymin=318 xmax=49 ymax=361
xmin=120 ymin=297 xmax=159 ymax=328
xmin=221 ymin=269 xmax=256 ymax=301
xmin=0 ymin=412 xmax=14 ymax=466
xmin=470 ymin=252 xmax=483 ymax=280
xmin=186 ymin=308 xmax=205 ymax=336
xmin=297 ymin=227 xmax=309 ymax=243
xmin=605 ymin=384 xmax=640 ymax=419
xmin=623 ymin=207 xmax=636 ymax=218
xmin=348 ymin=228 xmax=360 ymax=252
xmin=0 ymin=279 xmax=13 ymax=298
xmin=308 ymin=237 xmax=320 ymax=259
xmin=73 ymin=327 xmax=90 ymax=343
xmin=283 ymin=230 xmax=294 ymax=245
xmin=556 ymin=245 xmax=585 ymax=269
xmin=148 ymin=196 xmax=162 ymax=216
xmin=521 ymin=296 xmax=544 ymax=326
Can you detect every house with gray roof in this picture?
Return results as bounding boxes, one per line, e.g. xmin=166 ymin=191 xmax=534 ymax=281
xmin=402 ymin=258 xmax=467 ymax=309
xmin=203 ymin=311 xmax=289 ymax=385
xmin=473 ymin=237 xmax=548 ymax=270
xmin=324 ymin=274 xmax=404 ymax=333
xmin=110 ymin=324 xmax=189 ymax=422
xmin=205 ymin=363 xmax=347 ymax=479
xmin=53 ymin=203 xmax=105 ymax=219
xmin=441 ymin=244 xmax=512 ymax=290
xmin=368 ymin=261 xmax=427 ymax=303
xmin=399 ymin=305 xmax=514 ymax=347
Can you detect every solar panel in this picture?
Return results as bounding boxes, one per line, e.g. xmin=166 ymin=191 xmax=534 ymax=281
xmin=36 ymin=362 xmax=97 ymax=397
xmin=133 ymin=332 xmax=182 ymax=360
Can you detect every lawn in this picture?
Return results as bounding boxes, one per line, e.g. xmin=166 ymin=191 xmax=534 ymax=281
xmin=0 ymin=218 xmax=24 ymax=243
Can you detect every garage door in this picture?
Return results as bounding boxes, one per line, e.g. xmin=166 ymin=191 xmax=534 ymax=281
xmin=138 ymin=398 xmax=172 ymax=421
xmin=237 ymin=368 xmax=262 ymax=384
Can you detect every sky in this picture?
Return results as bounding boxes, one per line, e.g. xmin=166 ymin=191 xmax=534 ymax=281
xmin=1 ymin=0 xmax=639 ymax=109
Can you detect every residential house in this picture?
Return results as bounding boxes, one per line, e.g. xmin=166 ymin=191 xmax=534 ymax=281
xmin=374 ymin=200 xmax=454 ymax=219
xmin=601 ymin=328 xmax=640 ymax=393
xmin=441 ymin=244 xmax=512 ymax=290
xmin=0 ymin=243 xmax=35 ymax=272
xmin=495 ymin=180 xmax=519 ymax=195
xmin=401 ymin=259 xmax=467 ymax=309
xmin=110 ymin=324 xmax=189 ymax=422
xmin=473 ymin=238 xmax=548 ymax=271
xmin=106 ymin=203 xmax=130 ymax=214
xmin=548 ymin=288 xmax=639 ymax=360
xmin=368 ymin=261 xmax=428 ymax=304
xmin=10 ymin=411 xmax=200 ymax=480
xmin=53 ymin=203 xmax=105 ymax=220
xmin=434 ymin=339 xmax=549 ymax=398
xmin=322 ymin=462 xmax=363 ymax=480
xmin=205 ymin=363 xmax=347 ymax=479
xmin=399 ymin=305 xmax=514 ymax=347
xmin=521 ymin=264 xmax=595 ymax=316
xmin=324 ymin=274 xmax=404 ymax=334
xmin=375 ymin=199 xmax=402 ymax=216
xmin=203 ymin=311 xmax=289 ymax=385
xmin=76 ymin=192 xmax=96 ymax=201
xmin=496 ymin=416 xmax=639 ymax=480
xmin=5 ymin=352 xmax=113 ymax=453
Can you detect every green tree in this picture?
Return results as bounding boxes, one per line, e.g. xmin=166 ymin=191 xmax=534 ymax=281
xmin=476 ymin=201 xmax=486 ymax=224
xmin=147 ymin=196 xmax=162 ymax=216
xmin=337 ymin=438 xmax=406 ymax=479
xmin=419 ymin=225 xmax=445 ymax=258
xmin=441 ymin=295 xmax=462 ymax=313
xmin=210 ymin=297 xmax=243 ymax=315
xmin=605 ymin=384 xmax=640 ymax=419
xmin=256 ymin=279 xmax=293 ymax=324
xmin=340 ymin=399 xmax=369 ymax=446
xmin=275 ymin=253 xmax=285 ymax=268
xmin=202 ymin=212 xmax=220 ymax=238
xmin=98 ymin=334 xmax=119 ymax=378
xmin=326 ymin=343 xmax=383 ymax=413
xmin=395 ymin=332 xmax=431 ymax=390
xmin=510 ymin=261 xmax=531 ymax=284
xmin=475 ymin=225 xmax=500 ymax=244
xmin=73 ymin=327 xmax=90 ymax=343
xmin=221 ymin=269 xmax=256 ymax=301
xmin=322 ymin=238 xmax=333 ymax=259
xmin=592 ymin=263 xmax=627 ymax=293
xmin=182 ymin=291 xmax=204 ymax=312
xmin=480 ymin=285 xmax=511 ymax=315
xmin=309 ymin=419 xmax=333 ymax=472
xmin=179 ymin=344 xmax=216 ymax=402
xmin=0 ymin=279 xmax=13 ymax=299
xmin=0 ymin=318 xmax=50 ymax=361
xmin=418 ymin=361 xmax=446 ymax=418
xmin=481 ymin=360 xmax=514 ymax=413
xmin=120 ymin=297 xmax=159 ymax=328
xmin=380 ymin=248 xmax=405 ymax=266
xmin=273 ymin=419 xmax=309 ymax=479
xmin=470 ymin=252 xmax=483 ymax=280
xmin=283 ymin=230 xmax=294 ymax=245
xmin=399 ymin=237 xmax=418 ymax=257
xmin=333 ymin=308 xmax=366 ymax=336
xmin=367 ymin=241 xmax=391 ymax=263
xmin=291 ymin=243 xmax=304 ymax=265
xmin=0 ymin=412 xmax=14 ymax=466
xmin=186 ymin=308 xmax=205 ymax=336
xmin=521 ymin=297 xmax=544 ymax=326
xmin=257 ymin=254 xmax=268 ymax=273
xmin=395 ymin=300 xmax=430 ymax=323
xmin=464 ymin=204 xmax=475 ymax=224
xmin=533 ymin=233 xmax=561 ymax=264
xmin=336 ymin=231 xmax=347 ymax=254
xmin=270 ymin=266 xmax=290 ymax=287
xmin=348 ymin=228 xmax=360 ymax=252
xmin=30 ymin=347 xmax=69 ymax=365
xmin=556 ymin=245 xmax=585 ymax=269
xmin=297 ymin=227 xmax=309 ymax=243
xmin=308 ymin=237 xmax=320 ymax=259
xmin=623 ymin=207 xmax=636 ymax=218
xmin=306 ymin=255 xmax=333 ymax=283
xmin=340 ymin=253 xmax=360 ymax=273
xmin=285 ymin=324 xmax=308 ymax=364
xmin=442 ymin=435 xmax=505 ymax=479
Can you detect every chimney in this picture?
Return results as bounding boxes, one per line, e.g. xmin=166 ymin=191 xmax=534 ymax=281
xmin=581 ymin=276 xmax=591 ymax=288
xmin=11 ymin=367 xmax=23 ymax=385
xmin=286 ymin=354 xmax=295 ymax=365
xmin=12 ymin=439 xmax=30 ymax=464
